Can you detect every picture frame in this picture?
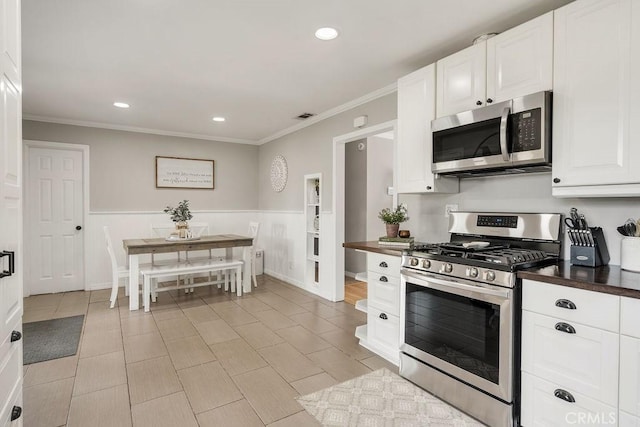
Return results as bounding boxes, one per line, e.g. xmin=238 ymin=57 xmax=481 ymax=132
xmin=155 ymin=156 xmax=215 ymax=189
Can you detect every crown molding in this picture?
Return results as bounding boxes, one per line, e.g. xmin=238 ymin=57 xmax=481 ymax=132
xmin=23 ymin=82 xmax=398 ymax=146
xmin=22 ymin=115 xmax=259 ymax=145
xmin=258 ymin=82 xmax=398 ymax=145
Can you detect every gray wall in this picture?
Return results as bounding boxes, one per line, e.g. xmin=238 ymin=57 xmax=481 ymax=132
xmin=258 ymin=93 xmax=398 ymax=211
xmin=345 ymin=139 xmax=367 ymax=274
xmin=23 ymin=120 xmax=259 ymax=211
xmin=366 ymin=136 xmax=394 ymax=240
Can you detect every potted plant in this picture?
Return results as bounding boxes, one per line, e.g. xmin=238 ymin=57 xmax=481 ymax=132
xmin=164 ymin=200 xmax=193 ymax=237
xmin=378 ymin=204 xmax=409 ymax=238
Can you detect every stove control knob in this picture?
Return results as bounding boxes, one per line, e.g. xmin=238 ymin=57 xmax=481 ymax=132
xmin=467 ymin=267 xmax=479 ymax=278
xmin=410 ymin=258 xmax=419 ymax=267
xmin=421 ymin=259 xmax=431 ymax=269
xmin=443 ymin=263 xmax=453 ymax=273
xmin=486 ymin=271 xmax=496 ymax=281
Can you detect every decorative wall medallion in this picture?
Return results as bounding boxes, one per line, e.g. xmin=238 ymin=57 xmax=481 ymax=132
xmin=270 ymin=155 xmax=288 ymax=192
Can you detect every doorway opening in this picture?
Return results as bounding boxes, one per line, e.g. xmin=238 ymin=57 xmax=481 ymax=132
xmin=330 ymin=120 xmax=396 ymax=303
xmin=343 ymin=133 xmax=394 ymax=305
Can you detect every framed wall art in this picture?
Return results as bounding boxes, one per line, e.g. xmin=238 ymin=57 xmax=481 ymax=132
xmin=155 ymin=156 xmax=214 ymax=189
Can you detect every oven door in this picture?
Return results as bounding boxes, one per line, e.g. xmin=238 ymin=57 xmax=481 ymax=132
xmin=400 ymin=268 xmax=514 ymax=402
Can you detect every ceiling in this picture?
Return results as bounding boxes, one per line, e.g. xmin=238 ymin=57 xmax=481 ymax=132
xmin=22 ymin=0 xmax=570 ymax=145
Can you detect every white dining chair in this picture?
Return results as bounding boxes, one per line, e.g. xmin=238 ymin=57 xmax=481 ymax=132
xmin=248 ymin=221 xmax=260 ymax=288
xmin=104 ymin=226 xmax=132 ymax=308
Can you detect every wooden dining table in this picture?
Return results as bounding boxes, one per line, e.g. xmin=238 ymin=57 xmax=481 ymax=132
xmin=123 ymin=234 xmax=253 ymax=310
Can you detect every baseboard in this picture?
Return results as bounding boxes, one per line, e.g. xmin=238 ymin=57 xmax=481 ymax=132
xmin=344 ymin=270 xmax=357 ymax=278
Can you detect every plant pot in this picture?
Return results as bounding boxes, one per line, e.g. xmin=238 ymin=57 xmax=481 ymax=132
xmin=385 ymin=223 xmax=400 ymax=238
xmin=175 ymin=221 xmax=189 ymax=238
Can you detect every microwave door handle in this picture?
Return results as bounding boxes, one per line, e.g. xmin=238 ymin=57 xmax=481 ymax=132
xmin=499 ymin=106 xmax=511 ymax=162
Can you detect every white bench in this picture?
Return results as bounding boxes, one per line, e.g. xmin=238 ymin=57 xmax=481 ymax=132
xmin=141 ymin=258 xmax=243 ymax=312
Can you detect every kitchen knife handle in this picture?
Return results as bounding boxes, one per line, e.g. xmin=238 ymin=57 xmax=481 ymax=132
xmin=555 ymin=299 xmax=577 ymax=310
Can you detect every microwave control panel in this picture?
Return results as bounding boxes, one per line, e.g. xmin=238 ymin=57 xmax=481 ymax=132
xmin=512 ymin=108 xmax=542 ymax=152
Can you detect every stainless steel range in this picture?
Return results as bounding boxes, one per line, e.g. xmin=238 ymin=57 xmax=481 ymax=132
xmin=399 ymin=212 xmax=562 ymax=427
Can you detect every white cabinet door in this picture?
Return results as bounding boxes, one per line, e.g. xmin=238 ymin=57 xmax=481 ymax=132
xmin=620 ymin=411 xmax=640 ymax=427
xmin=396 ymin=65 xmax=458 ymax=194
xmin=367 ymin=306 xmax=399 ymax=357
xmin=436 ymin=43 xmax=486 ymax=117
xmin=521 ymin=310 xmax=619 ymax=406
xmin=553 ymin=0 xmax=640 ymax=196
xmin=521 ymin=372 xmax=618 ymax=427
xmin=486 ymin=12 xmax=553 ymax=103
xmin=0 ymin=0 xmax=22 ymax=424
xmin=621 ymin=335 xmax=640 ymax=417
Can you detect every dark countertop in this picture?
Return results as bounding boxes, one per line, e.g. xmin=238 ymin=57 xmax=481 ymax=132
xmin=518 ymin=261 xmax=640 ymax=299
xmin=343 ymin=241 xmax=404 ymax=257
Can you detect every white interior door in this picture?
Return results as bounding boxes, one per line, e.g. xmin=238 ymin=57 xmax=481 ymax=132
xmin=0 ymin=0 xmax=23 ymax=423
xmin=26 ymin=146 xmax=84 ymax=294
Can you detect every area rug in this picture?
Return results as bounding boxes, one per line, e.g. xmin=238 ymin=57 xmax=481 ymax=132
xmin=23 ymin=315 xmax=84 ymax=365
xmin=297 ymin=368 xmax=485 ymax=426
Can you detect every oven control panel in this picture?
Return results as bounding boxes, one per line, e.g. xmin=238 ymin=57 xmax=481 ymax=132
xmin=477 ymin=215 xmax=518 ymax=228
xmin=401 ymin=255 xmax=515 ymax=288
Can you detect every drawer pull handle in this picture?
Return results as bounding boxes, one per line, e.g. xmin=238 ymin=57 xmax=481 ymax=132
xmin=379 ymin=276 xmax=388 ymax=282
xmin=11 ymin=406 xmax=22 ymax=421
xmin=554 ymin=389 xmax=576 ymax=403
xmin=555 ymin=299 xmax=577 ymax=310
xmin=555 ymin=322 xmax=576 ymax=334
xmin=379 ymin=261 xmax=388 ymax=268
xmin=10 ymin=330 xmax=21 ymax=342
xmin=379 ymin=313 xmax=388 ymax=320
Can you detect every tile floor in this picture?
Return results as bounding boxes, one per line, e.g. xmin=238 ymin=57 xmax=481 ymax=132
xmin=23 ymin=275 xmax=398 ymax=427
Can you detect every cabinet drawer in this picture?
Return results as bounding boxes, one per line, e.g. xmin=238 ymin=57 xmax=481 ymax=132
xmin=367 ymin=253 xmax=400 ymax=277
xmin=0 ymin=339 xmax=22 ymax=425
xmin=523 ymin=279 xmax=620 ymax=332
xmin=620 ymin=335 xmax=640 ymax=416
xmin=368 ymin=307 xmax=400 ymax=352
xmin=521 ymin=310 xmax=619 ymax=406
xmin=0 ymin=374 xmax=21 ymax=427
xmin=521 ymin=372 xmax=617 ymax=427
xmin=622 ymin=297 xmax=640 ymax=338
xmin=368 ymin=275 xmax=400 ymax=316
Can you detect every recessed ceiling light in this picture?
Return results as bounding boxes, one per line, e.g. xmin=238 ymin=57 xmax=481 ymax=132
xmin=113 ymin=102 xmax=130 ymax=108
xmin=315 ymin=27 xmax=339 ymax=41
xmin=212 ymin=117 xmax=225 ymax=122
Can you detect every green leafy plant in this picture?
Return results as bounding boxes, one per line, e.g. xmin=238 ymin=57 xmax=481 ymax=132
xmin=378 ymin=204 xmax=409 ymax=224
xmin=163 ymin=199 xmax=193 ymax=222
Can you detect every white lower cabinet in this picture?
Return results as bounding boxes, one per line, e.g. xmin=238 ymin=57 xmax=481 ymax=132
xmin=620 ymin=297 xmax=640 ymax=423
xmin=521 ymin=372 xmax=617 ymax=427
xmin=521 ymin=310 xmax=619 ymax=406
xmin=355 ymin=252 xmax=401 ymax=365
xmin=521 ymin=280 xmax=621 ymax=426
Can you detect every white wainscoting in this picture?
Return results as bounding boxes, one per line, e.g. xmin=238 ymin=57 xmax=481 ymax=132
xmin=40 ymin=210 xmax=337 ymax=301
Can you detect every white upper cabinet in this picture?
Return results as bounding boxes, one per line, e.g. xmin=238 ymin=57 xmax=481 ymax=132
xmin=436 ymin=12 xmax=553 ymax=118
xmin=396 ymin=64 xmax=458 ymax=194
xmin=486 ymin=11 xmax=553 ymax=103
xmin=552 ymin=0 xmax=640 ymax=197
xmin=436 ymin=43 xmax=486 ymax=117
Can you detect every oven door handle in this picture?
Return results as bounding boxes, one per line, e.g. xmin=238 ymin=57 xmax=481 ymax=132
xmin=499 ymin=106 xmax=511 ymax=162
xmin=402 ymin=269 xmax=511 ymax=300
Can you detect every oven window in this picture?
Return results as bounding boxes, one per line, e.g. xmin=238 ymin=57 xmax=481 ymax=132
xmin=405 ymin=283 xmax=500 ymax=384
xmin=433 ymin=117 xmax=502 ymax=163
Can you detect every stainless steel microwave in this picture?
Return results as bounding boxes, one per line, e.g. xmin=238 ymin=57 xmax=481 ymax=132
xmin=431 ymin=91 xmax=552 ymax=177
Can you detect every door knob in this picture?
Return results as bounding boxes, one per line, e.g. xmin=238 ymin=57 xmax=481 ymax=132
xmin=10 ymin=331 xmax=21 ymax=342
xmin=486 ymin=98 xmax=493 ymax=104
xmin=476 ymin=100 xmax=483 ymax=106
xmin=76 ymin=226 xmax=82 ymax=231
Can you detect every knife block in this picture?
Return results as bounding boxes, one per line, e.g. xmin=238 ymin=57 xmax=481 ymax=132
xmin=570 ymin=227 xmax=610 ymax=267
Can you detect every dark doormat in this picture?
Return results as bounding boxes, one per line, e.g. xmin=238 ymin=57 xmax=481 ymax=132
xmin=23 ymin=315 xmax=85 ymax=365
